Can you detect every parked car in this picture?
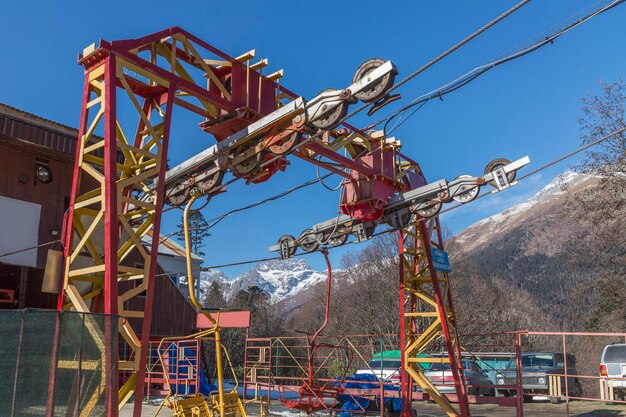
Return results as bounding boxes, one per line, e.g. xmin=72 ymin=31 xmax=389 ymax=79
xmin=355 ymin=359 xmax=402 ymax=382
xmin=423 ymin=359 xmax=493 ymax=396
xmin=495 ymin=352 xmax=582 ymax=403
xmin=464 ymin=352 xmax=513 ymax=386
xmin=600 ymin=343 xmax=626 ymax=401
xmin=355 ymin=350 xmax=432 ymax=382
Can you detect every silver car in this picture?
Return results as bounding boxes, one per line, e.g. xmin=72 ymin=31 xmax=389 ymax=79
xmin=600 ymin=344 xmax=626 ymax=401
xmin=424 ymin=359 xmax=493 ymax=396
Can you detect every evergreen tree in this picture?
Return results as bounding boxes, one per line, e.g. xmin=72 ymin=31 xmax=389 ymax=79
xmin=175 ymin=210 xmax=211 ymax=258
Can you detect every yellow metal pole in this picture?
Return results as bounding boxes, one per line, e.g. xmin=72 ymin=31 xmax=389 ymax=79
xmin=183 ymin=193 xmax=226 ymax=417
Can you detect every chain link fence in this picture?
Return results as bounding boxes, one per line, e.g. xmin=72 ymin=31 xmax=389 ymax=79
xmin=0 ymin=308 xmax=118 ymax=417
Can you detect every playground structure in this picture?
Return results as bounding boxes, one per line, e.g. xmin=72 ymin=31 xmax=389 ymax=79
xmin=52 ymin=25 xmax=532 ymax=417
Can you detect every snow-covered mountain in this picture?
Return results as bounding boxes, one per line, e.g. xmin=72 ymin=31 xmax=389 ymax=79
xmin=189 ymin=172 xmax=599 ymax=306
xmin=449 ymin=171 xmax=598 ymax=256
xmin=195 ymin=258 xmax=327 ymax=304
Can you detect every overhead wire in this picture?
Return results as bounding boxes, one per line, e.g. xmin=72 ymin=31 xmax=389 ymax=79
xmin=157 ymin=1 xmax=542 ymax=229
xmin=171 ymin=0 xmax=624 ymax=243
xmin=157 ymin=172 xmax=336 ymax=245
xmin=33 ymin=128 xmax=622 ymax=279
xmin=379 ymin=0 xmax=626 ymax=136
xmin=31 ymin=2 xmax=626 ymax=274
xmin=0 ymin=240 xmax=62 ymax=259
xmin=255 ymin=0 xmax=532 ymax=173
xmin=163 ymin=0 xmax=625 ymax=239
xmin=438 ymin=125 xmax=626 ymax=215
xmin=165 ymin=124 xmax=626 ymax=273
xmin=20 ymin=123 xmax=624 ymax=273
xmin=342 ymin=0 xmax=534 ymax=125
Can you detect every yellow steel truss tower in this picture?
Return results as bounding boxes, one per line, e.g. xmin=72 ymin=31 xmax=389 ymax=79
xmin=399 ymin=216 xmax=470 ymax=417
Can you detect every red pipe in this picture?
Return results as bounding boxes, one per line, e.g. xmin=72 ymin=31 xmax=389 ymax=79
xmin=308 ymin=250 xmax=332 ymax=387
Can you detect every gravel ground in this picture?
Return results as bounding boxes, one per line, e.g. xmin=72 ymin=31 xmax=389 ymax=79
xmin=120 ymin=400 xmax=626 ymax=417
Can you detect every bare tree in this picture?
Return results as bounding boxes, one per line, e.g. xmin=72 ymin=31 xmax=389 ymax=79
xmin=575 ymin=80 xmax=626 ymax=218
xmin=578 ymin=80 xmax=626 ymax=173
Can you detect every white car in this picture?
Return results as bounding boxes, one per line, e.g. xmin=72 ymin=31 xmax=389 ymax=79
xmin=601 ymin=344 xmax=626 ymax=400
xmin=355 ymin=359 xmax=401 ymax=382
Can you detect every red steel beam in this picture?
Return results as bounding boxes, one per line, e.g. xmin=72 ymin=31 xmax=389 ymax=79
xmin=132 ymin=86 xmax=175 ymax=417
xmin=103 ymin=55 xmax=120 ymax=415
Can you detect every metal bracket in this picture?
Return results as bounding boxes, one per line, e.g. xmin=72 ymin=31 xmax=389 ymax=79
xmin=491 ymin=167 xmax=511 ymax=190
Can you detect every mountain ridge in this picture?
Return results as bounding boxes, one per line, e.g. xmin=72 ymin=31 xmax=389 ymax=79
xmin=193 ymin=171 xmax=602 ymax=310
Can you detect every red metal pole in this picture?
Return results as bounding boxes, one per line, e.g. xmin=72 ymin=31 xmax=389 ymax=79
xmin=103 ymin=55 xmax=120 ymax=416
xmin=45 ymin=312 xmax=63 ymax=417
xmin=380 ymin=378 xmax=384 ymax=417
xmin=308 ymin=250 xmax=332 ymax=389
xmin=58 ymin=71 xmax=91 ymax=310
xmin=132 ymin=84 xmax=175 ymax=417
xmin=515 ymin=333 xmax=523 ymax=417
xmin=562 ymin=334 xmax=570 ymax=417
xmin=243 ymin=329 xmax=250 ymax=400
xmin=419 ymin=221 xmax=470 ymax=417
xmin=398 ymin=231 xmax=414 ymax=417
xmin=435 ymin=217 xmax=468 ymax=409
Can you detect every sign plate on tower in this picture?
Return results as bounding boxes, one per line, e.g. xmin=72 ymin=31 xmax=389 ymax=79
xmin=431 ymin=247 xmax=452 ymax=273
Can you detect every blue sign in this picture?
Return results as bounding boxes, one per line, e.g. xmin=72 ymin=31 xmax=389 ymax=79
xmin=430 ymin=247 xmax=452 ymax=273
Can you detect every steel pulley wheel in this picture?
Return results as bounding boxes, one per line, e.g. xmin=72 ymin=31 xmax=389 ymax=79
xmin=416 ymin=202 xmax=442 ymax=219
xmin=196 ymin=170 xmax=225 ymax=193
xmin=299 ymin=229 xmax=320 ymax=253
xmin=328 ymin=233 xmax=349 ymax=247
xmin=232 ymin=140 xmax=263 ymax=176
xmin=309 ymin=89 xmax=348 ymax=130
xmin=168 ymin=188 xmax=189 ymax=206
xmin=268 ymin=131 xmax=302 ymax=156
xmin=278 ymin=234 xmax=298 ymax=258
xmin=484 ymin=158 xmax=515 ymax=184
xmin=352 ymin=58 xmax=395 ymax=103
xmin=452 ymin=175 xmax=480 ymax=204
xmin=386 ymin=212 xmax=412 ymax=230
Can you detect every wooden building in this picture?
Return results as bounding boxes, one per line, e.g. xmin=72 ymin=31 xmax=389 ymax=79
xmin=0 ymin=103 xmax=200 ymax=338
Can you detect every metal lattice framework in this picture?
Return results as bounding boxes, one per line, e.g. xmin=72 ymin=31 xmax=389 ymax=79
xmin=58 ymin=27 xmax=410 ymax=417
xmin=59 ymin=52 xmax=175 ymax=413
xmin=399 ymin=216 xmax=470 ymax=417
xmin=58 ymin=26 xmax=497 ymax=417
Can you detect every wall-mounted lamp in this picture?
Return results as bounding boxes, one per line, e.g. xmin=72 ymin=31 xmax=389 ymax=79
xmin=35 ymin=160 xmax=53 ymax=184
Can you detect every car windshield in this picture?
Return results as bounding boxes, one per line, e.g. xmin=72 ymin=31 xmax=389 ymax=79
xmin=605 ymin=345 xmax=626 ymax=363
xmin=367 ymin=360 xmax=400 ymax=369
xmin=507 ymin=354 xmax=555 ymax=369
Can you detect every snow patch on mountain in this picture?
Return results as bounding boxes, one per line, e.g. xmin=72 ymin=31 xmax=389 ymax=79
xmin=452 ymin=171 xmax=597 ymax=253
xmin=180 ymin=268 xmax=231 ymax=298
xmin=226 ymin=258 xmax=327 ymax=303
xmin=190 ymin=258 xmax=327 ymax=304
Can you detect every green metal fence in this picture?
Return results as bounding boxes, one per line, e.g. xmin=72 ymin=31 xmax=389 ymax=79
xmin=0 ymin=308 xmax=117 ymax=417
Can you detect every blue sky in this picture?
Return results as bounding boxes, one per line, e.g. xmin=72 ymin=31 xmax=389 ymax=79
xmin=2 ymin=1 xmax=625 ymax=277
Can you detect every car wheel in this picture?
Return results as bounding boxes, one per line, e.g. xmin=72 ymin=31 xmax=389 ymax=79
xmin=523 ymin=395 xmax=533 ymax=403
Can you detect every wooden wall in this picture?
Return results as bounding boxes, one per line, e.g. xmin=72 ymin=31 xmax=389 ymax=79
xmin=0 ymin=126 xmax=197 ymax=337
xmin=122 ymin=273 xmax=198 ymax=338
xmin=0 ymin=139 xmax=72 ymax=267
